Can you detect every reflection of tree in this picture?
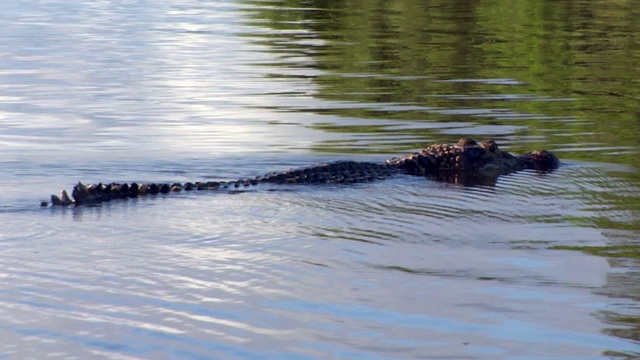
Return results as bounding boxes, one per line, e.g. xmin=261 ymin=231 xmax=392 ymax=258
xmin=599 ymin=270 xmax=640 ymax=344
xmin=548 ymin=243 xmax=640 ymax=348
xmin=243 ymin=1 xmax=640 ymax=355
xmin=242 ymin=0 xmax=640 ymax=165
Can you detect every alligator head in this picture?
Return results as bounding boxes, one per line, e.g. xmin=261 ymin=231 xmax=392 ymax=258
xmin=386 ymin=138 xmax=559 ymax=175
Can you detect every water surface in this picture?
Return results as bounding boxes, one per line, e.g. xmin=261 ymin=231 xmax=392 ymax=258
xmin=0 ymin=0 xmax=639 ymax=359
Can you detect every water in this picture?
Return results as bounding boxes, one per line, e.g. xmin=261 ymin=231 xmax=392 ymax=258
xmin=1 ymin=0 xmax=639 ymax=359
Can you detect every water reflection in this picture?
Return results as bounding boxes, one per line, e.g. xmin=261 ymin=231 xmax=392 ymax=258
xmin=243 ymin=0 xmax=640 ymax=355
xmin=1 ymin=0 xmax=639 ymax=359
xmin=241 ymin=0 xmax=640 ymax=161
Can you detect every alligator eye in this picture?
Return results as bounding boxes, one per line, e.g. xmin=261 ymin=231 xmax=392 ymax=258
xmin=457 ymin=138 xmax=477 ymax=147
xmin=481 ymin=140 xmax=498 ymax=152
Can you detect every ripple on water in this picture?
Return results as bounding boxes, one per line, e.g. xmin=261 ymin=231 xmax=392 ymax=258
xmin=1 ymin=0 xmax=640 ymax=356
xmin=1 ymin=161 xmax=638 ymax=359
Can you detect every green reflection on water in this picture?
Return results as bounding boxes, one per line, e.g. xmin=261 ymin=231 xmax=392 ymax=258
xmin=550 ymin=244 xmax=640 ymax=259
xmin=551 ymin=243 xmax=640 ymax=344
xmin=242 ymin=0 xmax=640 ymax=165
xmin=242 ymin=1 xmax=640 ymax=352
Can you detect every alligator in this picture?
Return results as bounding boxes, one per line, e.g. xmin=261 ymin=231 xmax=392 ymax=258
xmin=43 ymin=138 xmax=559 ymax=207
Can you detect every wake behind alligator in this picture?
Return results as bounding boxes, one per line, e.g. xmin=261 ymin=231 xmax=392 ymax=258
xmin=43 ymin=138 xmax=560 ymax=207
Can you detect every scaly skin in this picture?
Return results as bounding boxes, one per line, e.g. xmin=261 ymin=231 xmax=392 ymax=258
xmin=44 ymin=138 xmax=559 ymax=207
xmin=385 ymin=138 xmax=559 ymax=174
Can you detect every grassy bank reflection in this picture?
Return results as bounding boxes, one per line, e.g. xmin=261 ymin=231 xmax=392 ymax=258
xmin=242 ymin=0 xmax=640 ymax=165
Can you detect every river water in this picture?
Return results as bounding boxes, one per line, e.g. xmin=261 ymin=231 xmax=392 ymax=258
xmin=1 ymin=0 xmax=639 ymax=359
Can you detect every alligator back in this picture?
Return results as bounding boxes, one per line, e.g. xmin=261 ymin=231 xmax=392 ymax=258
xmin=257 ymin=161 xmax=397 ymax=184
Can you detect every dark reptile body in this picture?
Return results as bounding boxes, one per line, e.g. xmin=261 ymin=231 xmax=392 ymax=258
xmin=46 ymin=138 xmax=560 ymax=207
